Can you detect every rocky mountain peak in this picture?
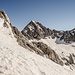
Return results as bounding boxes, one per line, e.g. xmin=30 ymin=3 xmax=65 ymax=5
xmin=22 ymin=20 xmax=75 ymax=44
xmin=31 ymin=20 xmax=36 ymax=23
xmin=21 ymin=20 xmax=52 ymax=39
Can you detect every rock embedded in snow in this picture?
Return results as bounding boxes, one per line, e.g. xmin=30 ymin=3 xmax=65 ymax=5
xmin=32 ymin=42 xmax=63 ymax=66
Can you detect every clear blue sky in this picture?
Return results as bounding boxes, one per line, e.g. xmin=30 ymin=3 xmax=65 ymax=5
xmin=0 ymin=0 xmax=75 ymax=30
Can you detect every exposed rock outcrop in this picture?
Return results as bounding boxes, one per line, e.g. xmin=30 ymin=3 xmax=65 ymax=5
xmin=60 ymin=30 xmax=75 ymax=43
xmin=62 ymin=54 xmax=75 ymax=65
xmin=22 ymin=20 xmax=75 ymax=44
xmin=21 ymin=20 xmax=52 ymax=40
xmin=32 ymin=42 xmax=63 ymax=66
xmin=51 ymin=29 xmax=75 ymax=43
xmin=11 ymin=26 xmax=29 ymax=48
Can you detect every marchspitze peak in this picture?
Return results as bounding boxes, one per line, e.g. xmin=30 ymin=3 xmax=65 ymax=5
xmin=21 ymin=20 xmax=52 ymax=39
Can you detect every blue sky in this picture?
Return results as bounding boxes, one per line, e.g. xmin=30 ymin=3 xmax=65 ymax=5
xmin=0 ymin=0 xmax=75 ymax=30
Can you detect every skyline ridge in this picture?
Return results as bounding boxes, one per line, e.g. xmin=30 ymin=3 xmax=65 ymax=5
xmin=0 ymin=0 xmax=75 ymax=30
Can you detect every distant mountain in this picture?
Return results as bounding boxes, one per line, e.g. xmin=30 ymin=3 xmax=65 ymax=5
xmin=22 ymin=20 xmax=75 ymax=43
xmin=21 ymin=20 xmax=52 ymax=39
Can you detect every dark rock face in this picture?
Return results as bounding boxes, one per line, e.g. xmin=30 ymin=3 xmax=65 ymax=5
xmin=60 ymin=30 xmax=75 ymax=43
xmin=53 ymin=29 xmax=75 ymax=43
xmin=21 ymin=20 xmax=64 ymax=40
xmin=32 ymin=42 xmax=63 ymax=66
xmin=22 ymin=20 xmax=75 ymax=43
xmin=0 ymin=10 xmax=7 ymax=20
xmin=62 ymin=54 xmax=75 ymax=65
xmin=21 ymin=21 xmax=52 ymax=40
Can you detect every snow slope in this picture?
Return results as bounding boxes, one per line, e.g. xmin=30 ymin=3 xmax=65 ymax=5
xmin=38 ymin=37 xmax=75 ymax=64
xmin=0 ymin=14 xmax=75 ymax=75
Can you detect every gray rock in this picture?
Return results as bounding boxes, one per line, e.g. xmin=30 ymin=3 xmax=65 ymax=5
xmin=21 ymin=20 xmax=52 ymax=40
xmin=22 ymin=20 xmax=75 ymax=44
xmin=32 ymin=42 xmax=63 ymax=66
xmin=62 ymin=54 xmax=75 ymax=65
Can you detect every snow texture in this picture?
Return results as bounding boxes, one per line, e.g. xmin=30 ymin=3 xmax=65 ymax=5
xmin=0 ymin=18 xmax=4 ymax=28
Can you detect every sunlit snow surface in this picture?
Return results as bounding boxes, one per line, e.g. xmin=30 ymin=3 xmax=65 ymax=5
xmin=0 ymin=18 xmax=4 ymax=28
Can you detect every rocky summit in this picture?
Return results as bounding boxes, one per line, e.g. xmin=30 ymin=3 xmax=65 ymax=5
xmin=21 ymin=20 xmax=52 ymax=39
xmin=22 ymin=20 xmax=75 ymax=43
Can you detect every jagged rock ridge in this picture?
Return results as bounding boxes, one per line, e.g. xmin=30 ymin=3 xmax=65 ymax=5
xmin=22 ymin=20 xmax=75 ymax=43
xmin=32 ymin=42 xmax=63 ymax=65
xmin=22 ymin=20 xmax=52 ymax=40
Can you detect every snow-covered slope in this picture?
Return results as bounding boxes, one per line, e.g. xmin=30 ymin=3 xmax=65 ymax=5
xmin=38 ymin=37 xmax=75 ymax=66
